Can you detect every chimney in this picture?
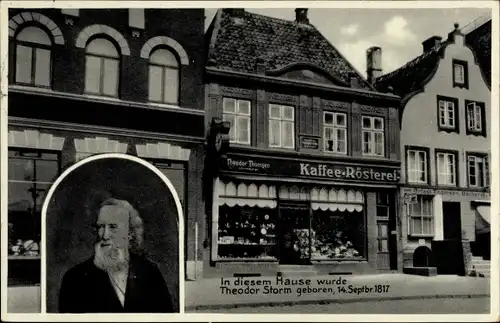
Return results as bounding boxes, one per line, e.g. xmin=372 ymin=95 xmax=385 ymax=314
xmin=295 ymin=8 xmax=309 ymax=24
xmin=448 ymin=22 xmax=464 ymax=45
xmin=366 ymin=46 xmax=382 ymax=85
xmin=422 ymin=35 xmax=443 ymax=53
xmin=223 ymin=8 xmax=245 ymax=18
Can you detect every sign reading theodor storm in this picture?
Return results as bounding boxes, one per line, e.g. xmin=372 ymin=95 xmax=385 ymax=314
xmin=220 ymin=155 xmax=400 ymax=183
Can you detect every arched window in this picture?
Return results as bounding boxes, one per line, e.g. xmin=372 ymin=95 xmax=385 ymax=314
xmin=84 ymin=37 xmax=120 ymax=97
xmin=148 ymin=48 xmax=179 ymax=105
xmin=15 ymin=26 xmax=52 ymax=87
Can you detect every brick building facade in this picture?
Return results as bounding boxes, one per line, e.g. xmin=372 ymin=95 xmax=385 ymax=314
xmin=7 ymin=8 xmax=205 ymax=312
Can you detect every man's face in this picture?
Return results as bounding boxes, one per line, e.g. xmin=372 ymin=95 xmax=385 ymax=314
xmin=95 ymin=205 xmax=130 ymax=250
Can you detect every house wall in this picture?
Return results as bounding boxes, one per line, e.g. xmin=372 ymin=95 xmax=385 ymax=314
xmin=400 ymin=32 xmax=491 ymax=265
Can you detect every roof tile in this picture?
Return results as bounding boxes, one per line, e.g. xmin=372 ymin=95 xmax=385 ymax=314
xmin=207 ymin=10 xmax=374 ymax=90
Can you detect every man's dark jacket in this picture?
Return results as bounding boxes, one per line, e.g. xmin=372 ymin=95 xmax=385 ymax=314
xmin=58 ymin=253 xmax=175 ymax=313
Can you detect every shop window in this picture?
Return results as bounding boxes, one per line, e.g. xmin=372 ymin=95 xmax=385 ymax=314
xmin=84 ymin=37 xmax=120 ymax=97
xmin=452 ymin=59 xmax=468 ymax=89
xmin=217 ymin=205 xmax=277 ymax=260
xmin=310 ymin=210 xmax=366 ymax=260
xmin=269 ymin=104 xmax=295 ymax=149
xmin=323 ymin=111 xmax=347 ymax=154
xmin=14 ymin=26 xmax=52 ymax=87
xmin=466 ymin=101 xmax=486 ymax=136
xmin=150 ymin=161 xmax=186 ymax=210
xmin=437 ymin=96 xmax=459 ymax=133
xmin=222 ymin=98 xmax=251 ymax=145
xmin=8 ymin=149 xmax=60 ymax=286
xmin=408 ymin=196 xmax=433 ymax=237
xmin=362 ymin=116 xmax=384 ymax=157
xmin=436 ymin=151 xmax=457 ymax=186
xmin=467 ymin=153 xmax=489 ymax=188
xmin=148 ymin=47 xmax=179 ymax=105
xmin=406 ymin=147 xmax=428 ymax=184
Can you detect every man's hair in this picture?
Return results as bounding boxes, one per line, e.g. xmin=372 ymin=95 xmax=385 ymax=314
xmin=97 ymin=197 xmax=145 ymax=254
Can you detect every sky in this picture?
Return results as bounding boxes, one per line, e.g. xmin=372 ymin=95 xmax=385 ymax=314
xmin=204 ymin=8 xmax=491 ymax=77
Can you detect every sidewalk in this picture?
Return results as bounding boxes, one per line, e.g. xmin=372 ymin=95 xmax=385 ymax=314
xmin=185 ymin=274 xmax=490 ymax=311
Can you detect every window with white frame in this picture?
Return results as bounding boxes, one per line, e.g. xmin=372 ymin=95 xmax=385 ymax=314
xmin=324 ymin=112 xmax=347 ymax=154
xmin=15 ymin=26 xmax=52 ymax=87
xmin=409 ymin=196 xmax=433 ymax=236
xmin=148 ymin=48 xmax=180 ymax=105
xmin=436 ymin=151 xmax=456 ymax=186
xmin=468 ymin=154 xmax=489 ymax=188
xmin=407 ymin=149 xmax=428 ymax=184
xmin=222 ymin=98 xmax=251 ymax=145
xmin=466 ymin=101 xmax=484 ymax=134
xmin=362 ymin=116 xmax=384 ymax=156
xmin=84 ymin=38 xmax=120 ymax=97
xmin=453 ymin=63 xmax=465 ymax=84
xmin=269 ymin=104 xmax=295 ymax=149
xmin=438 ymin=99 xmax=455 ymax=129
xmin=452 ymin=60 xmax=468 ymax=88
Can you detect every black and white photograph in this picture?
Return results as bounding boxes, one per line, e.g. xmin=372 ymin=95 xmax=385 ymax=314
xmin=0 ymin=1 xmax=498 ymax=321
xmin=43 ymin=155 xmax=181 ymax=313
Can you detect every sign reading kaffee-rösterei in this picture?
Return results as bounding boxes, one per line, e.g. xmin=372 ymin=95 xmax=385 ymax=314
xmin=221 ymin=155 xmax=400 ymax=183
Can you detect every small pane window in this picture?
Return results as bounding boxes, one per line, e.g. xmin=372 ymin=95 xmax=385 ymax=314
xmin=362 ymin=116 xmax=384 ymax=157
xmin=223 ymin=98 xmax=251 ymax=145
xmin=323 ymin=112 xmax=347 ymax=154
xmin=269 ymin=104 xmax=295 ymax=149
xmin=148 ymin=48 xmax=180 ymax=105
xmin=84 ymin=38 xmax=120 ymax=97
xmin=14 ymin=26 xmax=52 ymax=87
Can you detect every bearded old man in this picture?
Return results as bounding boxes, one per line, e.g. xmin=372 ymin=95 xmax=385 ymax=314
xmin=58 ymin=198 xmax=175 ymax=313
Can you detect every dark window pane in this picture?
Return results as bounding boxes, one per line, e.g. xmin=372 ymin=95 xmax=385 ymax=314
xmin=35 ymin=159 xmax=59 ymax=182
xmin=9 ymin=158 xmax=34 ymax=181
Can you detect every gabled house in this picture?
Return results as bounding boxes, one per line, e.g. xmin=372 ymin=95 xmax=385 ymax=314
xmin=374 ymin=22 xmax=491 ymax=276
xmin=203 ymin=8 xmax=402 ymax=278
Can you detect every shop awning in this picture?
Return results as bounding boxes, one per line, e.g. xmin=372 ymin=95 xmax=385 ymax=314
xmin=279 ymin=185 xmax=364 ymax=212
xmin=218 ymin=181 xmax=277 ymax=208
xmin=475 ymin=204 xmax=491 ymax=235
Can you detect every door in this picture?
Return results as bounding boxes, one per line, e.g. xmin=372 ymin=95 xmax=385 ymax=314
xmin=376 ymin=221 xmax=391 ymax=270
xmin=279 ymin=203 xmax=310 ymax=265
xmin=443 ymin=202 xmax=462 ymax=240
xmin=376 ymin=192 xmax=398 ymax=271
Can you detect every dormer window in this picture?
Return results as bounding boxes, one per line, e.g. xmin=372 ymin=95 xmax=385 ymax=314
xmin=452 ymin=59 xmax=468 ymax=89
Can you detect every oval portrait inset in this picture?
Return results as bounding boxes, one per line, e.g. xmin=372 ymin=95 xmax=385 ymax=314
xmin=43 ymin=154 xmax=182 ymax=313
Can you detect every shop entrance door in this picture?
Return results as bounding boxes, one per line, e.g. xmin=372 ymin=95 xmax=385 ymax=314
xmin=443 ymin=202 xmax=462 ymax=241
xmin=279 ymin=202 xmax=310 ymax=265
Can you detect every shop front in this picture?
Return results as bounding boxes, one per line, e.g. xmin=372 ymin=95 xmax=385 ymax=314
xmin=7 ymin=125 xmax=204 ymax=312
xmin=401 ymin=187 xmax=490 ymax=273
xmin=205 ymin=152 xmax=401 ymax=277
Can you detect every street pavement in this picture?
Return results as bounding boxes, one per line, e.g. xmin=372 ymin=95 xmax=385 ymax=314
xmin=195 ymin=296 xmax=490 ymax=314
xmin=185 ymin=274 xmax=490 ymax=311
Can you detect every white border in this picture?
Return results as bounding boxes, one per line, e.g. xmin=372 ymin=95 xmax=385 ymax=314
xmin=39 ymin=153 xmax=185 ymax=315
xmin=1 ymin=1 xmax=499 ymax=322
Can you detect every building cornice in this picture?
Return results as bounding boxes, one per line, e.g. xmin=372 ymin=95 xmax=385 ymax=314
xmin=206 ymin=67 xmax=401 ymax=104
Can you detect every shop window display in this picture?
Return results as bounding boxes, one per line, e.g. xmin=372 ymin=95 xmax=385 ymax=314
xmin=218 ymin=205 xmax=277 ymax=260
xmin=8 ymin=149 xmax=60 ymax=286
xmin=310 ymin=210 xmax=366 ymax=260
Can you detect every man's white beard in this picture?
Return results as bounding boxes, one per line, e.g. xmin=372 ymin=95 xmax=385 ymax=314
xmin=93 ymin=242 xmax=130 ymax=274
